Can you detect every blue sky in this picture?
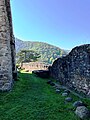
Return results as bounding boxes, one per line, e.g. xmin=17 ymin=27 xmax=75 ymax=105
xmin=11 ymin=0 xmax=90 ymax=50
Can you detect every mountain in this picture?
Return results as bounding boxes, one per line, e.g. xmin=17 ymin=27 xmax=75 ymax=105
xmin=15 ymin=38 xmax=69 ymax=64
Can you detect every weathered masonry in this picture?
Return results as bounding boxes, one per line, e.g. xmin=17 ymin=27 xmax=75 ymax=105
xmin=0 ymin=0 xmax=16 ymax=91
xmin=20 ymin=62 xmax=50 ymax=72
xmin=50 ymin=44 xmax=90 ymax=97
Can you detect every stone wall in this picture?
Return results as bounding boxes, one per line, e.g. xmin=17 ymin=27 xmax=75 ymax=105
xmin=0 ymin=0 xmax=16 ymax=91
xmin=21 ymin=62 xmax=50 ymax=72
xmin=50 ymin=44 xmax=90 ymax=97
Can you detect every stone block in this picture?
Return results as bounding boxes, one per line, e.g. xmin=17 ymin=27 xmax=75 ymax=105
xmin=75 ymin=106 xmax=90 ymax=119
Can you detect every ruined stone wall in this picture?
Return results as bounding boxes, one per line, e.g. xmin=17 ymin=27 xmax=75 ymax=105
xmin=0 ymin=0 xmax=16 ymax=91
xmin=50 ymin=44 xmax=90 ymax=97
xmin=21 ymin=62 xmax=50 ymax=72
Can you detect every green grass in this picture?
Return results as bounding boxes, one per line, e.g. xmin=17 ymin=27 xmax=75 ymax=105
xmin=0 ymin=72 xmax=90 ymax=120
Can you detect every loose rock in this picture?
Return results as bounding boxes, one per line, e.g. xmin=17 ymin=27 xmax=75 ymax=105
xmin=75 ymin=106 xmax=90 ymax=119
xmin=73 ymin=101 xmax=87 ymax=108
xmin=65 ymin=97 xmax=73 ymax=102
xmin=62 ymin=92 xmax=68 ymax=96
xmin=64 ymin=89 xmax=70 ymax=94
xmin=56 ymin=89 xmax=60 ymax=93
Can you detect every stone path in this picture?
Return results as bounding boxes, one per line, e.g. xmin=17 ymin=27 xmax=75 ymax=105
xmin=54 ymin=83 xmax=86 ymax=99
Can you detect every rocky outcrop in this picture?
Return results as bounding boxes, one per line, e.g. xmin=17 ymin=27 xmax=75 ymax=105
xmin=0 ymin=0 xmax=16 ymax=91
xmin=50 ymin=44 xmax=90 ymax=97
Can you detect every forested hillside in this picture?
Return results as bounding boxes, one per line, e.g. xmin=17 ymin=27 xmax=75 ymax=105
xmin=15 ymin=38 xmax=69 ymax=64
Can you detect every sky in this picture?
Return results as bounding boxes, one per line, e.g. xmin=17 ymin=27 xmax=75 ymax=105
xmin=10 ymin=0 xmax=90 ymax=50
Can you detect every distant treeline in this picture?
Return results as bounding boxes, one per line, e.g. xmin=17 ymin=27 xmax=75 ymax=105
xmin=15 ymin=38 xmax=69 ymax=64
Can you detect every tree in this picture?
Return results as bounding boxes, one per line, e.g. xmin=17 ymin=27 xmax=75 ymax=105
xmin=16 ymin=50 xmax=40 ymax=63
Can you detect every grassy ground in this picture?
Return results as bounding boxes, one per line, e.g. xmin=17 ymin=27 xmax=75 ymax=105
xmin=0 ymin=72 xmax=90 ymax=120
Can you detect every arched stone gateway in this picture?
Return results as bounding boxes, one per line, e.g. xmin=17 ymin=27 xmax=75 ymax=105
xmin=0 ymin=0 xmax=16 ymax=91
